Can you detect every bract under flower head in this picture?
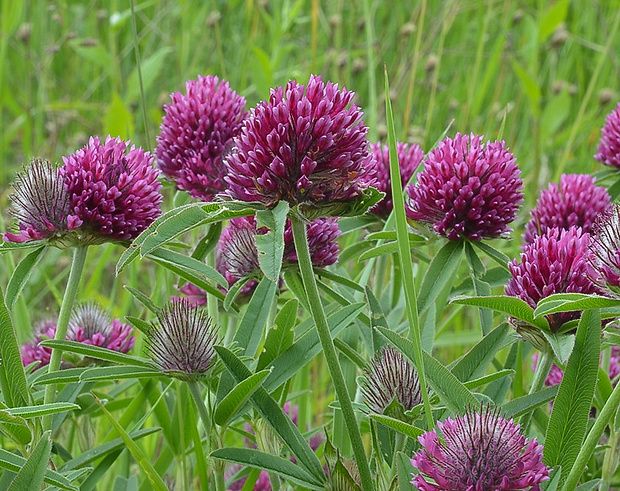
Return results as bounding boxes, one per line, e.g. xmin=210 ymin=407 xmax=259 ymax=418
xmin=410 ymin=406 xmax=549 ymax=491
xmin=359 ymin=346 xmax=421 ymax=415
xmin=145 ymin=299 xmax=219 ymax=381
xmin=595 ymin=102 xmax=620 ymax=168
xmin=3 ymin=159 xmax=81 ymax=243
xmin=156 ymin=75 xmax=248 ymax=200
xmin=62 ymin=136 xmax=163 ymax=243
xmin=224 ymin=74 xmax=376 ymax=210
xmin=523 ymin=174 xmax=611 ymax=245
xmin=405 ymin=133 xmax=523 ymax=241
xmin=368 ymin=141 xmax=424 ymax=217
xmin=589 ymin=203 xmax=620 ymax=295
xmin=505 ymin=227 xmax=599 ymax=333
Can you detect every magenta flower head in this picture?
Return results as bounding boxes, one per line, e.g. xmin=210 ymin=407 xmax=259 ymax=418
xmin=410 ymin=405 xmax=549 ymax=491
xmin=505 ymin=227 xmax=598 ymax=334
xmin=156 ymin=75 xmax=248 ymax=200
xmin=589 ymin=204 xmax=620 ymax=295
xmin=359 ymin=346 xmax=421 ymax=416
xmin=368 ymin=141 xmax=424 ymax=217
xmin=3 ymin=159 xmax=81 ymax=243
xmin=523 ymin=174 xmax=611 ymax=245
xmin=145 ymin=299 xmax=219 ymax=381
xmin=224 ymin=74 xmax=377 ymax=214
xmin=62 ymin=136 xmax=163 ymax=243
xmin=67 ymin=303 xmax=134 ymax=353
xmin=595 ymin=102 xmax=620 ymax=168
xmin=405 ymin=133 xmax=524 ymax=241
xmin=20 ymin=320 xmax=57 ymax=367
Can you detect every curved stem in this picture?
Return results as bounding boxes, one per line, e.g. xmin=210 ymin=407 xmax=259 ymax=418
xmin=42 ymin=245 xmax=89 ymax=432
xmin=520 ymin=347 xmax=553 ymax=434
xmin=562 ymin=379 xmax=620 ymax=491
xmin=290 ymin=215 xmax=375 ymax=491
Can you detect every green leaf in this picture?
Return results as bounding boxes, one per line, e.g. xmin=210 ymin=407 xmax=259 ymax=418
xmin=40 ymin=340 xmax=152 ymax=367
xmin=2 ymin=402 xmax=79 ymax=419
xmin=211 ymin=448 xmax=323 ymax=489
xmin=298 ymin=187 xmax=384 ymax=219
xmin=375 ymin=327 xmax=479 ymax=413
xmin=223 ymin=277 xmax=251 ymax=311
xmin=0 ymin=448 xmax=77 ymax=490
xmin=233 ymin=277 xmax=277 ymax=357
xmin=0 ymin=406 xmax=31 ymax=445
xmin=257 ymin=299 xmax=297 ymax=371
xmin=215 ymin=347 xmax=326 ymax=483
xmin=471 ymin=240 xmax=511 ymax=272
xmin=6 ymin=245 xmax=47 ymax=309
xmin=359 ymin=242 xmax=399 ymax=261
xmin=452 ymin=323 xmax=510 ymax=382
xmin=94 ymin=396 xmax=168 ymax=491
xmin=312 ymin=268 xmax=364 ymax=293
xmin=7 ymin=430 xmax=52 ymax=491
xmin=451 ymin=295 xmax=550 ymax=331
xmin=148 ymin=248 xmax=227 ymax=288
xmin=79 ymin=365 xmax=162 ymax=382
xmin=255 ymin=201 xmax=288 ymax=283
xmin=463 ymin=369 xmax=514 ymax=390
xmin=539 ymin=0 xmax=569 ymax=42
xmin=123 ymin=287 xmax=160 ymax=314
xmin=368 ymin=414 xmax=425 ymax=440
xmin=510 ymin=59 xmax=541 ymax=116
xmin=0 ymin=289 xmax=30 ymax=408
xmin=31 ymin=367 xmax=87 ymax=386
xmin=464 ymin=242 xmax=493 ymax=335
xmin=0 ymin=240 xmax=47 ymax=254
xmin=418 ymin=240 xmax=464 ymax=314
xmin=126 ymin=47 xmax=173 ymax=103
xmin=263 ymin=303 xmax=365 ymax=392
xmin=542 ymin=332 xmax=575 ymax=365
xmin=534 ymin=293 xmax=620 ymax=318
xmin=502 ymin=386 xmax=559 ymax=418
xmin=214 ymin=369 xmax=270 ymax=427
xmin=544 ymin=309 xmax=601 ymax=481
xmin=103 ymin=93 xmax=134 ymax=140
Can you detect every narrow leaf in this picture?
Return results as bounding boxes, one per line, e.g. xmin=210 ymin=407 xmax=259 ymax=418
xmin=452 ymin=295 xmax=549 ymax=331
xmin=257 ymin=299 xmax=297 ymax=371
xmin=0 ymin=448 xmax=77 ymax=490
xmin=255 ymin=201 xmax=288 ymax=282
xmin=40 ymin=340 xmax=152 ymax=367
xmin=0 ymin=289 xmax=30 ymax=407
xmin=2 ymin=402 xmax=79 ymax=419
xmin=502 ymin=386 xmax=558 ymax=418
xmin=233 ymin=277 xmax=277 ymax=357
xmin=6 ymin=245 xmax=47 ymax=309
xmin=418 ymin=240 xmax=464 ymax=314
xmin=368 ymin=414 xmax=425 ymax=440
xmin=534 ymin=293 xmax=620 ymax=318
xmin=214 ymin=369 xmax=271 ymax=426
xmin=79 ymin=366 xmax=162 ymax=382
xmin=7 ymin=430 xmax=52 ymax=491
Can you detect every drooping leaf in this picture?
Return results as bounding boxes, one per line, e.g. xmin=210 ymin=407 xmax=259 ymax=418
xmin=40 ymin=340 xmax=152 ymax=367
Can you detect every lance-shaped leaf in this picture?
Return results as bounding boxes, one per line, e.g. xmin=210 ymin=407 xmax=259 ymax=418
xmin=255 ymin=201 xmax=288 ymax=283
xmin=452 ymin=295 xmax=550 ymax=331
xmin=6 ymin=245 xmax=47 ymax=309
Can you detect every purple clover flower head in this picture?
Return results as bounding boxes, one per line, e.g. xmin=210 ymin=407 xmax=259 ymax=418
xmin=405 ymin=133 xmax=524 ymax=241
xmin=505 ymin=227 xmax=599 ymax=333
xmin=217 ymin=216 xmax=262 ymax=281
xmin=224 ymin=74 xmax=377 ymax=212
xmin=368 ymin=142 xmax=424 ymax=217
xmin=145 ymin=299 xmax=219 ymax=381
xmin=20 ymin=320 xmax=57 ymax=367
xmin=156 ymin=75 xmax=248 ymax=200
xmin=595 ymin=102 xmax=620 ymax=168
xmin=410 ymin=406 xmax=549 ymax=491
xmin=589 ymin=204 xmax=620 ymax=295
xmin=62 ymin=136 xmax=163 ymax=243
xmin=523 ymin=174 xmax=611 ymax=245
xmin=283 ymin=217 xmax=341 ymax=267
xmin=360 ymin=346 xmax=421 ymax=415
xmin=226 ymin=465 xmax=272 ymax=491
xmin=67 ymin=304 xmax=134 ymax=353
xmin=4 ymin=159 xmax=81 ymax=243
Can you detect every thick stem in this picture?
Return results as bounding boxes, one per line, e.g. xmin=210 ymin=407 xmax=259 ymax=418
xmin=562 ymin=380 xmax=620 ymax=491
xmin=42 ymin=245 xmax=89 ymax=431
xmin=520 ymin=347 xmax=553 ymax=433
xmin=290 ymin=216 xmax=375 ymax=491
xmin=187 ymin=380 xmax=212 ymax=452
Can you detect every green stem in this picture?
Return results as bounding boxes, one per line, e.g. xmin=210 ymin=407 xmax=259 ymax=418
xmin=562 ymin=379 xmax=620 ymax=491
xmin=42 ymin=245 xmax=88 ymax=432
xmin=601 ymin=428 xmax=619 ymax=491
xmin=206 ymin=250 xmax=220 ymax=327
xmin=290 ymin=215 xmax=375 ymax=491
xmin=187 ymin=380 xmax=212 ymax=453
xmin=520 ymin=347 xmax=553 ymax=433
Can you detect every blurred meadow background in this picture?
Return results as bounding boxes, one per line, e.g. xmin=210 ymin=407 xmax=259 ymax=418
xmin=1 ymin=0 xmax=620 ymax=488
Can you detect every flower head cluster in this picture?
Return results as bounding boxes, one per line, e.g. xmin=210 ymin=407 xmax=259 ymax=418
xmin=359 ymin=346 xmax=421 ymax=415
xmin=368 ymin=142 xmax=424 ymax=217
xmin=411 ymin=406 xmax=549 ymax=491
xmin=156 ymin=75 xmax=247 ymax=200
xmin=68 ymin=303 xmax=134 ymax=353
xmin=3 ymin=159 xmax=81 ymax=243
xmin=589 ymin=204 xmax=620 ymax=295
xmin=595 ymin=102 xmax=620 ymax=168
xmin=62 ymin=136 xmax=163 ymax=242
xmin=20 ymin=305 xmax=135 ymax=367
xmin=406 ymin=133 xmax=523 ymax=241
xmin=505 ymin=227 xmax=598 ymax=333
xmin=523 ymin=174 xmax=610 ymax=245
xmin=145 ymin=299 xmax=219 ymax=381
xmin=225 ymin=74 xmax=376 ymax=210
